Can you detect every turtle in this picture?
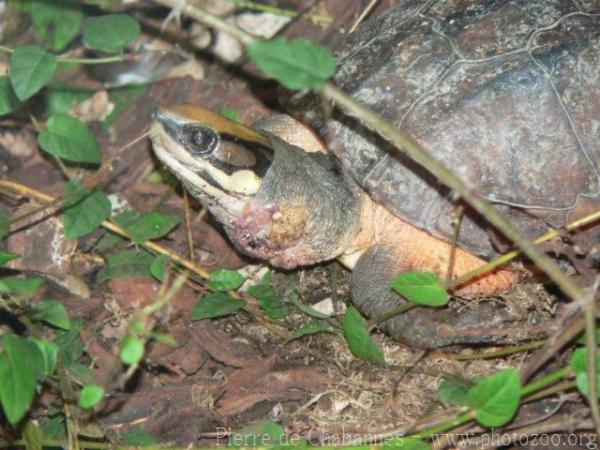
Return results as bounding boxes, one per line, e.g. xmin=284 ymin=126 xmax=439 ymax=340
xmin=149 ymin=0 xmax=600 ymax=349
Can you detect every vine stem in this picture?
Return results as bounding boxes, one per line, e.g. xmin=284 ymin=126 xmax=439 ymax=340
xmin=0 ymin=44 xmax=124 ymax=65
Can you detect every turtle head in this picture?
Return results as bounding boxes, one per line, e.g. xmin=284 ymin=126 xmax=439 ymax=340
xmin=150 ymin=104 xmax=273 ymax=226
xmin=150 ymin=104 xmax=362 ymax=269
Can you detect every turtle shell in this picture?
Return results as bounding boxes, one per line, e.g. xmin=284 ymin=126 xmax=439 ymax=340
xmin=288 ymin=0 xmax=600 ymax=258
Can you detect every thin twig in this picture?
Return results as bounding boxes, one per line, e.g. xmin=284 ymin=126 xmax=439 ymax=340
xmin=584 ymin=277 xmax=600 ymax=430
xmin=183 ymin=190 xmax=196 ymax=260
xmin=348 ymin=0 xmax=381 ymax=33
xmin=445 ymin=204 xmax=463 ymax=289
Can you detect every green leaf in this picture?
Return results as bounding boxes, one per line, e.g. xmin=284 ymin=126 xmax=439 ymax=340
xmin=120 ymin=336 xmax=145 ymax=365
xmin=147 ymin=332 xmax=177 ymax=346
xmin=209 ymin=269 xmax=245 ymax=292
xmin=38 ymin=114 xmax=100 ymax=164
xmin=248 ymin=38 xmax=335 ymax=90
xmin=54 ymin=325 xmax=84 ymax=367
xmin=0 ymin=76 xmax=21 ymax=115
xmin=0 ymin=208 xmax=10 ymax=240
xmin=248 ymin=283 xmax=290 ymax=320
xmin=44 ymin=86 xmax=93 ymax=115
xmin=0 ymin=335 xmax=43 ymax=424
xmin=0 ymin=251 xmax=20 ymax=266
xmin=383 ymin=437 xmax=431 ymax=450
xmin=391 ymin=271 xmax=449 ymax=306
xmin=285 ymin=321 xmax=337 ymax=344
xmin=10 ymin=44 xmax=57 ymax=100
xmin=62 ymin=181 xmax=111 ymax=239
xmin=570 ymin=348 xmax=600 ymax=397
xmin=466 ymin=369 xmax=521 ymax=427
xmin=150 ymin=254 xmax=169 ymax=282
xmin=83 ymin=14 xmax=140 ymax=53
xmin=40 ymin=415 xmax=66 ymax=440
xmin=190 ymin=293 xmax=246 ymax=320
xmin=571 ymin=347 xmax=587 ymax=372
xmin=289 ymin=293 xmax=332 ymax=319
xmin=0 ymin=276 xmax=44 ymax=297
xmin=31 ymin=338 xmax=58 ymax=376
xmin=31 ymin=300 xmax=70 ymax=330
xmin=438 ymin=378 xmax=471 ymax=405
xmin=229 ymin=422 xmax=286 ymax=447
xmin=113 ymin=209 xmax=180 ymax=244
xmin=341 ymin=306 xmax=385 ymax=365
xmin=23 ymin=420 xmax=43 ymax=450
xmin=96 ymin=249 xmax=154 ymax=282
xmin=78 ymin=384 xmax=104 ymax=409
xmin=31 ymin=0 xmax=83 ymax=51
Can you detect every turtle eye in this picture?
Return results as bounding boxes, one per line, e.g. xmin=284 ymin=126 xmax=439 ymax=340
xmin=183 ymin=126 xmax=218 ymax=155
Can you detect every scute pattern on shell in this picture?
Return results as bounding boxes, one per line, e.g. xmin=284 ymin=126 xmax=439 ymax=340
xmin=290 ymin=0 xmax=600 ymax=257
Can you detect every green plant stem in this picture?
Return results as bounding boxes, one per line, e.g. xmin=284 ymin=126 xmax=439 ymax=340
xmin=140 ymin=271 xmax=187 ymax=317
xmin=411 ymin=411 xmax=475 ymax=439
xmin=435 ymin=340 xmax=545 ymax=360
xmin=0 ymin=43 xmax=124 ymax=64
xmin=521 ymin=366 xmax=572 ymax=397
xmin=58 ymin=55 xmax=124 ymax=65
xmin=523 ymin=380 xmax=576 ymax=403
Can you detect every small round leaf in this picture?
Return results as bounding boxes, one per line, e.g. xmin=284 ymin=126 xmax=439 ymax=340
xmin=83 ymin=14 xmax=140 ymax=53
xmin=0 ymin=76 xmax=21 ymax=115
xmin=342 ymin=306 xmax=385 ymax=365
xmin=121 ymin=336 xmax=145 ymax=365
xmin=248 ymin=38 xmax=335 ymax=90
xmin=31 ymin=0 xmax=83 ymax=51
xmin=466 ymin=368 xmax=521 ymax=427
xmin=10 ymin=44 xmax=57 ymax=100
xmin=78 ymin=384 xmax=104 ymax=409
xmin=209 ymin=269 xmax=245 ymax=292
xmin=391 ymin=271 xmax=449 ymax=306
xmin=190 ymin=293 xmax=246 ymax=320
xmin=38 ymin=114 xmax=100 ymax=164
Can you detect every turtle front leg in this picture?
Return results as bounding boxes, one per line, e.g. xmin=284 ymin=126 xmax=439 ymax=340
xmin=350 ymin=243 xmax=543 ymax=349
